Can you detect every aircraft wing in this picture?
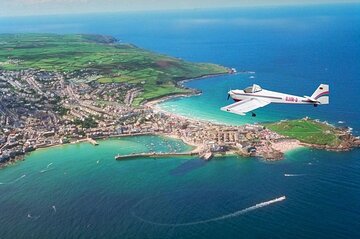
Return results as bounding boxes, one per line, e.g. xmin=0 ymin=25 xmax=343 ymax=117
xmin=221 ymin=98 xmax=271 ymax=116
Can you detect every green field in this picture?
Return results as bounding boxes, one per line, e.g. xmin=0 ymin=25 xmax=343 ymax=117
xmin=0 ymin=33 xmax=228 ymax=105
xmin=265 ymin=119 xmax=341 ymax=146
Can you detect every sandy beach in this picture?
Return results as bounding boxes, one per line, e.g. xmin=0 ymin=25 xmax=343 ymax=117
xmin=271 ymin=139 xmax=303 ymax=153
xmin=145 ymin=91 xmax=305 ymax=158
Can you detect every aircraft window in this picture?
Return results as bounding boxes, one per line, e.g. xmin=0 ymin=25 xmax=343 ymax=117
xmin=253 ymin=85 xmax=262 ymax=92
xmin=244 ymin=85 xmax=262 ymax=93
xmin=244 ymin=86 xmax=253 ymax=93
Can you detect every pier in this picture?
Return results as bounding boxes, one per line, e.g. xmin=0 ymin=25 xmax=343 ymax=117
xmin=115 ymin=152 xmax=199 ymax=160
xmin=115 ymin=151 xmax=214 ymax=160
xmin=74 ymin=138 xmax=99 ymax=145
xmin=87 ymin=138 xmax=98 ymax=146
xmin=84 ymin=138 xmax=99 ymax=146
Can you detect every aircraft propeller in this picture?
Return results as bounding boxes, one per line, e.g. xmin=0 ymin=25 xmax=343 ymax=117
xmin=227 ymin=89 xmax=231 ymax=100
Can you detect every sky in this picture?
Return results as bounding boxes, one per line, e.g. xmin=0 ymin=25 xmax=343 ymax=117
xmin=1 ymin=0 xmax=360 ymax=17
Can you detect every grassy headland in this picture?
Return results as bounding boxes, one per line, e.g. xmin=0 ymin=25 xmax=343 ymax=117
xmin=0 ymin=33 xmax=228 ymax=105
xmin=264 ymin=119 xmax=341 ymax=146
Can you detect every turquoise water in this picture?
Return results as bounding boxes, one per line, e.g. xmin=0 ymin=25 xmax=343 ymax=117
xmin=1 ymin=136 xmax=359 ymax=238
xmin=1 ymin=3 xmax=360 ymax=238
xmin=156 ymin=5 xmax=360 ymax=129
xmin=159 ymin=74 xmax=283 ymax=125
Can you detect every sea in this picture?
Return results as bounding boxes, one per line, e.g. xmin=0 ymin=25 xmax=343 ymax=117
xmin=0 ymin=3 xmax=360 ymax=238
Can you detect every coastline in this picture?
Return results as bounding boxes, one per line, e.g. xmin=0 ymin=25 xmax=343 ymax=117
xmin=271 ymin=140 xmax=304 ymax=153
xmin=14 ymin=126 xmax=353 ymax=167
xmin=142 ymin=72 xmax=231 ymax=107
xmin=142 ymin=75 xmax=359 ymax=159
xmin=159 ymin=133 xmax=203 ymax=153
xmin=142 ymin=73 xmax=305 ymax=156
xmin=144 ymin=93 xmax=197 ymax=108
xmin=0 ymin=132 xmax=204 ymax=169
xmin=1 ymin=72 xmax=359 ymax=168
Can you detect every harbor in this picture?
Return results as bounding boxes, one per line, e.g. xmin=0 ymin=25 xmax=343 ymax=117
xmin=115 ymin=151 xmax=213 ymax=160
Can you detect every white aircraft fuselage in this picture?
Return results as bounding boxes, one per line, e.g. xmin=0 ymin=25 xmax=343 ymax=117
xmin=221 ymin=84 xmax=329 ymax=116
xmin=230 ymin=89 xmax=314 ymax=104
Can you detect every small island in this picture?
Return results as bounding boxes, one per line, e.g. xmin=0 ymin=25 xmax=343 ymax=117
xmin=0 ymin=34 xmax=358 ymax=166
xmin=264 ymin=119 xmax=360 ymax=151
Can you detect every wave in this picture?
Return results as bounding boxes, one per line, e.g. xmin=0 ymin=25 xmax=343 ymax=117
xmin=40 ymin=163 xmax=54 ymax=173
xmin=40 ymin=169 xmax=54 ymax=173
xmin=133 ymin=196 xmax=286 ymax=227
xmin=27 ymin=214 xmax=40 ymax=220
xmin=284 ymin=174 xmax=305 ymax=177
xmin=0 ymin=174 xmax=26 ymax=185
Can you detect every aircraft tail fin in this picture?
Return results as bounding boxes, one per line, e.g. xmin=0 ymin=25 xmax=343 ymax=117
xmin=311 ymin=84 xmax=329 ymax=104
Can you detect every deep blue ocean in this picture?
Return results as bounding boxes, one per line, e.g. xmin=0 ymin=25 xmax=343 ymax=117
xmin=0 ymin=4 xmax=360 ymax=238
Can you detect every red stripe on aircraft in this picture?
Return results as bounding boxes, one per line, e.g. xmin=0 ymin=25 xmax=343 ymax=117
xmin=314 ymin=91 xmax=329 ymax=99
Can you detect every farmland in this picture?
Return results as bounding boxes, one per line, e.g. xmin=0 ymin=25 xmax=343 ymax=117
xmin=0 ymin=33 xmax=228 ymax=105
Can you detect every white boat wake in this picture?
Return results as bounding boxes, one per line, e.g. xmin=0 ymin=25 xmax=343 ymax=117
xmin=284 ymin=174 xmax=305 ymax=177
xmin=0 ymin=174 xmax=26 ymax=185
xmin=40 ymin=168 xmax=54 ymax=173
xmin=27 ymin=213 xmax=40 ymax=220
xmin=40 ymin=163 xmax=54 ymax=173
xmin=132 ymin=196 xmax=286 ymax=227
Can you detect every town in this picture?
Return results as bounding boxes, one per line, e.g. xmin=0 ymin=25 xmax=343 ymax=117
xmin=0 ymin=69 xmax=358 ymax=166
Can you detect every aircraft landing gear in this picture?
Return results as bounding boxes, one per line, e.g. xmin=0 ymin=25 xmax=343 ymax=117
xmin=251 ymin=112 xmax=257 ymax=117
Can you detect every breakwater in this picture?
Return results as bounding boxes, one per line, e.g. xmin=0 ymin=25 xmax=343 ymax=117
xmin=115 ymin=152 xmax=199 ymax=160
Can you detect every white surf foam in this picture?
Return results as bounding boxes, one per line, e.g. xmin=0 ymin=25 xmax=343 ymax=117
xmin=133 ymin=196 xmax=286 ymax=227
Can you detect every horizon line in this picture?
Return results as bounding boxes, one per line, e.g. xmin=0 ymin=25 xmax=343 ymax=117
xmin=1 ymin=1 xmax=359 ymax=18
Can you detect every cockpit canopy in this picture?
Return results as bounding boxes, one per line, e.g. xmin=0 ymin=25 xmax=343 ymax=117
xmin=244 ymin=84 xmax=262 ymax=93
